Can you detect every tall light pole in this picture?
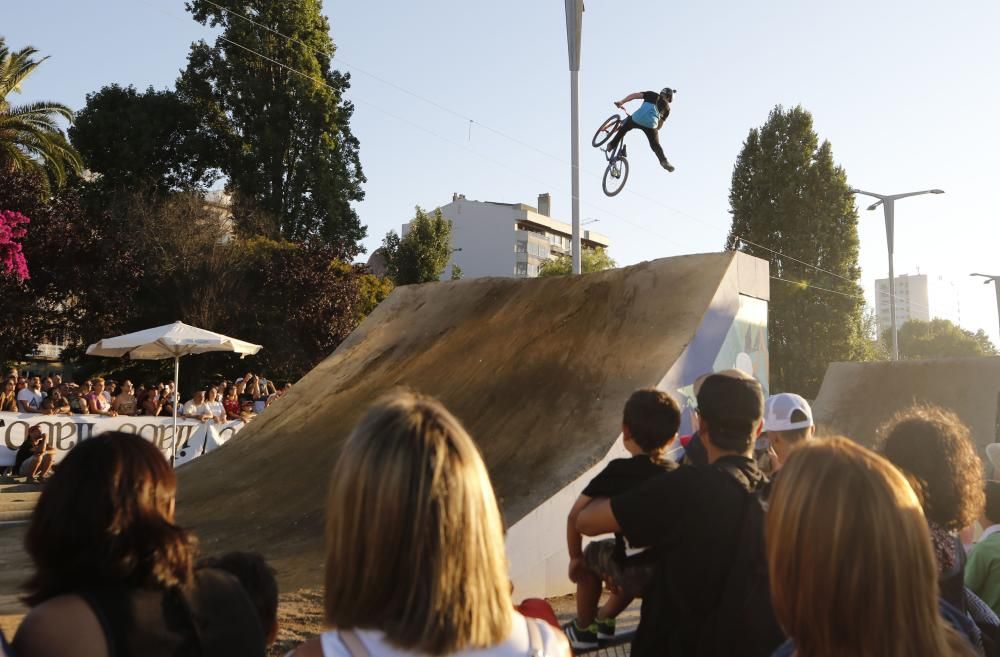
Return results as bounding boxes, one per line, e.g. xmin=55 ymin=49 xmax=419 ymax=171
xmin=565 ymin=0 xmax=583 ymax=275
xmin=850 ymin=188 xmax=945 ymax=361
xmin=970 ymin=273 xmax=1000 ymax=340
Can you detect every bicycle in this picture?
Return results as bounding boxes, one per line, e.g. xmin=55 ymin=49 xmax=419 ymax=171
xmin=592 ymin=106 xmax=630 ymax=197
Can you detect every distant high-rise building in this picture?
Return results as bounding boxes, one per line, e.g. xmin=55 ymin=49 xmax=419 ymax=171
xmin=875 ymin=274 xmax=930 ymax=338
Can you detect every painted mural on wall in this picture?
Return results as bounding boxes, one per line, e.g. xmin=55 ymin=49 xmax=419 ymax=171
xmin=672 ymin=294 xmax=769 ymax=439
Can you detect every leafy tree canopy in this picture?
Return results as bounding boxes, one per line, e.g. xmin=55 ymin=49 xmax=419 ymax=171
xmin=726 ymin=105 xmax=870 ymax=397
xmin=0 ymin=170 xmax=141 ymax=365
xmin=178 ymin=0 xmax=366 ymax=254
xmin=895 ymin=318 xmax=998 ymax=360
xmin=538 ymin=247 xmax=616 ymax=277
xmin=0 ymin=37 xmax=83 ymax=188
xmin=70 ymin=84 xmax=219 ymax=194
xmin=381 ymin=206 xmax=453 ymax=285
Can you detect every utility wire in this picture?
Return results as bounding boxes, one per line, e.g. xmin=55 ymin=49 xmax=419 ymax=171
xmin=141 ymin=0 xmax=946 ymax=313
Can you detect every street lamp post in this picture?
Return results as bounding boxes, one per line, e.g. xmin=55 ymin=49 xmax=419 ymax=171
xmin=970 ymin=273 xmax=1000 ymax=340
xmin=565 ymin=0 xmax=583 ymax=275
xmin=850 ymin=188 xmax=945 ymax=361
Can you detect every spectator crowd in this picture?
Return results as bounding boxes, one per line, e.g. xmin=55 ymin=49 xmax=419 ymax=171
xmin=1 ymin=368 xmax=292 ymax=422
xmin=4 ymin=369 xmax=1000 ymax=657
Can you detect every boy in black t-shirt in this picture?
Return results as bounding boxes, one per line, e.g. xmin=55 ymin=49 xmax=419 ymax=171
xmin=563 ymin=388 xmax=681 ymax=649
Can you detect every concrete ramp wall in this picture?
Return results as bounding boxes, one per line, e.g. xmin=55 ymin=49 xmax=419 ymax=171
xmin=813 ymin=358 xmax=1000 ymax=451
xmin=175 ymin=251 xmax=769 ymax=598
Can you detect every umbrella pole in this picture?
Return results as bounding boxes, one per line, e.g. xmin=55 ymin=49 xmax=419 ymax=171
xmin=171 ymin=355 xmax=179 ymax=467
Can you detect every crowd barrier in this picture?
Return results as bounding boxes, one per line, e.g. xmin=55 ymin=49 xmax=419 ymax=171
xmin=0 ymin=412 xmax=246 ymax=468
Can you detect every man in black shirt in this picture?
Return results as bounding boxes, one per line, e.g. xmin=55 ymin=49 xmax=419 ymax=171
xmin=606 ymin=88 xmax=675 ymax=172
xmin=564 ymin=389 xmax=681 ymax=649
xmin=576 ymin=371 xmax=782 ymax=657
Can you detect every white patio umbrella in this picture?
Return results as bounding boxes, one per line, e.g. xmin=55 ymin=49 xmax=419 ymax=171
xmin=86 ymin=321 xmax=263 ymax=465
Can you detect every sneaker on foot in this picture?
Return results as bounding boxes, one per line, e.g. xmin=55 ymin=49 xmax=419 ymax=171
xmin=660 ymin=159 xmax=675 ymax=172
xmin=563 ymin=621 xmax=599 ymax=650
xmin=595 ymin=617 xmax=616 ymax=639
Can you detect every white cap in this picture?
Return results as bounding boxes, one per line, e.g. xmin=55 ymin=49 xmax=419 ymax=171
xmin=764 ymin=393 xmax=814 ymax=432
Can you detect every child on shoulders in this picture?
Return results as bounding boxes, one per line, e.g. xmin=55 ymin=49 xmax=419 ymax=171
xmin=563 ymin=388 xmax=680 ymax=649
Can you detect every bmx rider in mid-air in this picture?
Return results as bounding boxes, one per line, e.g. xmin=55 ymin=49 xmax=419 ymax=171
xmin=606 ymin=87 xmax=675 ymax=172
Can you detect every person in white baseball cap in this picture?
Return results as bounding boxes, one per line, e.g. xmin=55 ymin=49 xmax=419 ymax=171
xmin=764 ymin=392 xmax=815 ymax=472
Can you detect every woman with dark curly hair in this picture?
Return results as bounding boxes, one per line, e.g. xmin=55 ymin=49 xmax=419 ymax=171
xmin=12 ymin=432 xmax=266 ymax=657
xmin=879 ymin=404 xmax=986 ymax=613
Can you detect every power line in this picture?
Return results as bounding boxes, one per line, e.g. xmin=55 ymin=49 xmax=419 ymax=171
xmin=201 ymin=2 xmax=912 ymax=287
xmin=139 ymin=0 xmax=700 ymax=254
xmin=769 ymin=276 xmax=866 ymax=302
xmin=206 ymin=4 xmax=937 ymax=309
xmin=138 ymin=1 xmax=948 ymax=313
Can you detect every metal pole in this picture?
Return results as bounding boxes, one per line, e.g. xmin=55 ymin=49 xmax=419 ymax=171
xmin=565 ymin=0 xmax=582 ymax=275
xmin=171 ymin=355 xmax=179 ymax=467
xmin=571 ymin=70 xmax=581 ymax=275
xmin=994 ymin=279 xmax=1000 ymax=341
xmin=884 ymin=201 xmax=899 ymax=360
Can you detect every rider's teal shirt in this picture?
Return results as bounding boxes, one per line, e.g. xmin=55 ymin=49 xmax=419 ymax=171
xmin=631 ymin=101 xmax=661 ymax=129
xmin=631 ymin=91 xmax=668 ymax=129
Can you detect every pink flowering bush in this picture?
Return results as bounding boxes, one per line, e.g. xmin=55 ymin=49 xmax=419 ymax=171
xmin=0 ymin=210 xmax=30 ymax=280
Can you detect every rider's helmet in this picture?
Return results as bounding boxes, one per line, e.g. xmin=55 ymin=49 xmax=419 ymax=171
xmin=660 ymin=87 xmax=675 ymax=102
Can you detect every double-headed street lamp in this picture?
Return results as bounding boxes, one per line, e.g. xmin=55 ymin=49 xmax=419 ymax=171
xmin=850 ymin=187 xmax=945 ymax=361
xmin=970 ymin=273 xmax=1000 ymax=340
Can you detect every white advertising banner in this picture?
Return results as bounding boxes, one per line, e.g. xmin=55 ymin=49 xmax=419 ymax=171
xmin=0 ymin=412 xmax=246 ymax=468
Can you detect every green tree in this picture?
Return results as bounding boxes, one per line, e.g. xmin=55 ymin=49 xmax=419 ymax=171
xmin=895 ymin=318 xmax=998 ymax=360
xmin=0 ymin=38 xmax=82 ymax=187
xmin=70 ymin=84 xmax=218 ymax=194
xmin=179 ymin=0 xmax=366 ymax=254
xmin=726 ymin=105 xmax=868 ymax=397
xmin=0 ymin=171 xmax=141 ymax=364
xmin=538 ymin=247 xmax=616 ymax=277
xmin=381 ymin=207 xmax=453 ymax=285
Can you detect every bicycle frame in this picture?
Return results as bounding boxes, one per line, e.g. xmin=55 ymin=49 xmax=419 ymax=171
xmin=605 ymin=106 xmax=631 ymax=162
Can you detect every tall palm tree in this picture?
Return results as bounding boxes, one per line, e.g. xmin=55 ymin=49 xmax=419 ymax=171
xmin=0 ymin=38 xmax=83 ymax=187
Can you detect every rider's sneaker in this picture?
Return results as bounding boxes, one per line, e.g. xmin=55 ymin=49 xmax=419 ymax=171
xmin=595 ymin=617 xmax=616 ymax=639
xmin=660 ymin=159 xmax=675 ymax=172
xmin=563 ymin=621 xmax=599 ymax=650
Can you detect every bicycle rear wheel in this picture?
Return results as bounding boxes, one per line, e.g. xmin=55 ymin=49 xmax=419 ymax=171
xmin=592 ymin=114 xmax=621 ymax=148
xmin=602 ymin=157 xmax=629 ymax=197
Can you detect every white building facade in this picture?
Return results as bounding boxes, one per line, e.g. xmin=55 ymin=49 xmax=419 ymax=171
xmin=875 ymin=273 xmax=930 ymax=337
xmin=410 ymin=193 xmax=611 ymax=280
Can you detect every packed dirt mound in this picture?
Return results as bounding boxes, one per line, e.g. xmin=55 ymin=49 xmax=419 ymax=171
xmin=176 ymin=252 xmax=738 ymax=590
xmin=813 ymin=357 xmax=1000 ymax=448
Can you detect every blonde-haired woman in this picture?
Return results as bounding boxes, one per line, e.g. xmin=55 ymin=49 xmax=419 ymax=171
xmin=290 ymin=392 xmax=569 ymax=657
xmin=767 ymin=436 xmax=978 ymax=657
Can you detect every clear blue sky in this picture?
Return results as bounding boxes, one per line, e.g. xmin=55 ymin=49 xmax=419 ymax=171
xmin=7 ymin=0 xmax=1000 ymax=345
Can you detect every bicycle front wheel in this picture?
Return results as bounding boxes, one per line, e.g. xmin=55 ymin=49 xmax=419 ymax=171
xmin=592 ymin=114 xmax=621 ymax=148
xmin=602 ymin=157 xmax=630 ymax=197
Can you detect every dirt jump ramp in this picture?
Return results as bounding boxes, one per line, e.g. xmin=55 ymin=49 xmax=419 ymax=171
xmin=813 ymin=357 xmax=1000 ymax=452
xmin=176 ymin=251 xmax=770 ymax=598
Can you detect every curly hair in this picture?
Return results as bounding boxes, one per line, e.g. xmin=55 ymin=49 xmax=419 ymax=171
xmin=878 ymin=405 xmax=985 ymax=531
